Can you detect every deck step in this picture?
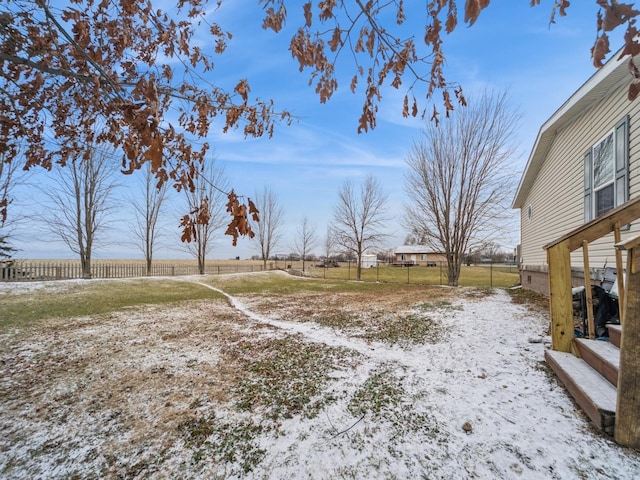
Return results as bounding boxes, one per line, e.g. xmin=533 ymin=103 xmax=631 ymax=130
xmin=607 ymin=324 xmax=622 ymax=348
xmin=545 ymin=349 xmax=617 ymax=435
xmin=575 ymin=338 xmax=620 ymax=387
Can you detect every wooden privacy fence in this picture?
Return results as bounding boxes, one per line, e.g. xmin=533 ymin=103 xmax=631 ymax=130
xmin=0 ymin=261 xmax=270 ymax=281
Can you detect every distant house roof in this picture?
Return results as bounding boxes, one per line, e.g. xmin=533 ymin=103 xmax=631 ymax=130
xmin=512 ymin=47 xmax=629 ymax=209
xmin=394 ymin=245 xmax=437 ymax=254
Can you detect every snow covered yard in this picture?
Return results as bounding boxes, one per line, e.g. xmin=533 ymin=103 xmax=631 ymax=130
xmin=1 ymin=274 xmax=639 ymax=479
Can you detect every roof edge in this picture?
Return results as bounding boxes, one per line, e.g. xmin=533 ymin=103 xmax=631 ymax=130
xmin=512 ymin=48 xmax=629 ymax=209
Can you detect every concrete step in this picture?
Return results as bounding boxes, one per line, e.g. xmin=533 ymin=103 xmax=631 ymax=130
xmin=545 ymin=349 xmax=617 ymax=435
xmin=575 ymin=338 xmax=620 ymax=387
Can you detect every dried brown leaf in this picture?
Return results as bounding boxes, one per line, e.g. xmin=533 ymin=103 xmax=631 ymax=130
xmin=602 ymin=2 xmax=639 ymax=32
xmin=464 ymin=0 xmax=490 ymax=26
xmin=628 ymin=81 xmax=640 ymax=101
xmin=592 ymin=34 xmax=611 ymax=68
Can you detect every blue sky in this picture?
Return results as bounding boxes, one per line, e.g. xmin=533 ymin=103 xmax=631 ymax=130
xmin=7 ymin=1 xmax=627 ymax=260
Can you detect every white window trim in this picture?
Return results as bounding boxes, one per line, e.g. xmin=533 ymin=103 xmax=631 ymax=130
xmin=584 ymin=115 xmax=629 ymax=223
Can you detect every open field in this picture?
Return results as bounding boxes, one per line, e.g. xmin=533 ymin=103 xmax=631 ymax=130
xmin=1 ymin=271 xmax=638 ymax=479
xmin=308 ymin=263 xmax=520 ymax=288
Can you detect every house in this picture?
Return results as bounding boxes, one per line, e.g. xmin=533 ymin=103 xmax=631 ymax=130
xmin=512 ymin=49 xmax=640 ymax=295
xmin=392 ymin=246 xmax=447 ymax=266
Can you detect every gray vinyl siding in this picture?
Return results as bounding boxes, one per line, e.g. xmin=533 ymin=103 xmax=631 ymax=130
xmin=520 ymin=81 xmax=640 ymax=271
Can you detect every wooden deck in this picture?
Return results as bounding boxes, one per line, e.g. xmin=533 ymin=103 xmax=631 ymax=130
xmin=543 ymin=197 xmax=640 ymax=448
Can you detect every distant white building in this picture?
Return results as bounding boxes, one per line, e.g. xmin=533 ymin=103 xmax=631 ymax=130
xmin=360 ymin=254 xmax=377 ymax=269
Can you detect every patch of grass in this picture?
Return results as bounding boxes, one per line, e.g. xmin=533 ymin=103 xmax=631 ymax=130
xmin=178 ymin=414 xmax=267 ymax=473
xmin=506 ymin=287 xmax=549 ymax=314
xmin=314 ymin=311 xmax=362 ymax=329
xmin=348 ymin=367 xmax=404 ymax=418
xmin=231 ymin=336 xmax=356 ymax=421
xmin=205 ymin=272 xmax=396 ymax=296
xmin=461 ymin=287 xmax=496 ymax=299
xmin=0 ymin=279 xmax=222 ymax=331
xmin=348 ymin=366 xmax=443 ymax=440
xmin=358 ymin=313 xmax=444 ymax=345
xmin=178 ymin=415 xmax=218 ymax=449
xmin=415 ymin=300 xmax=456 ymax=311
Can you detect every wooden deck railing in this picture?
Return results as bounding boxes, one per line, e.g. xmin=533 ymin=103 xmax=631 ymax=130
xmin=543 ymin=195 xmax=640 ymax=449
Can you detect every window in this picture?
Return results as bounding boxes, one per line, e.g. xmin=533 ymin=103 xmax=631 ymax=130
xmin=584 ymin=116 xmax=629 ymax=222
xmin=593 ymin=132 xmax=614 ymax=216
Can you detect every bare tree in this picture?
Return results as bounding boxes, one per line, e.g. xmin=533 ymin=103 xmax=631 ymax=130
xmin=182 ymin=159 xmax=230 ymax=274
xmin=322 ymin=226 xmax=336 ymax=263
xmin=130 ymin=163 xmax=171 ymax=274
xmin=44 ymin=144 xmax=120 ymax=278
xmin=332 ymin=175 xmax=389 ymax=281
xmin=252 ymin=187 xmax=285 ymax=270
xmin=404 ymin=89 xmax=519 ymax=286
xmin=291 ymin=217 xmax=317 ymax=272
xmin=403 ymin=234 xmax=420 ymax=246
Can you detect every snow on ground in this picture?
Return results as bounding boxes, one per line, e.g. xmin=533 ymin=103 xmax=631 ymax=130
xmin=1 ymin=276 xmax=639 ymax=479
xmin=223 ymin=288 xmax=639 ymax=480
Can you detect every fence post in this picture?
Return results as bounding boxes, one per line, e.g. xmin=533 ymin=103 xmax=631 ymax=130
xmin=490 ymin=261 xmax=493 ymax=289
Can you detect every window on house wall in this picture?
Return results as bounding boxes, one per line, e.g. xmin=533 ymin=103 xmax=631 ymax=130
xmin=584 ymin=116 xmax=629 ymax=222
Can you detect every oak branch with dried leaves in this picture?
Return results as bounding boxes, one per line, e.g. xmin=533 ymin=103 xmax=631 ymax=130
xmin=1 ymin=0 xmax=639 ymax=245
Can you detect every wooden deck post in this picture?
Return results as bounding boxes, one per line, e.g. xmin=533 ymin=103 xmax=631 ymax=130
xmin=547 ymin=240 xmax=574 ymax=353
xmin=614 ymin=224 xmax=626 ymax=324
xmin=615 ymin=236 xmax=640 ymax=449
xmin=582 ymin=240 xmax=595 ymax=339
